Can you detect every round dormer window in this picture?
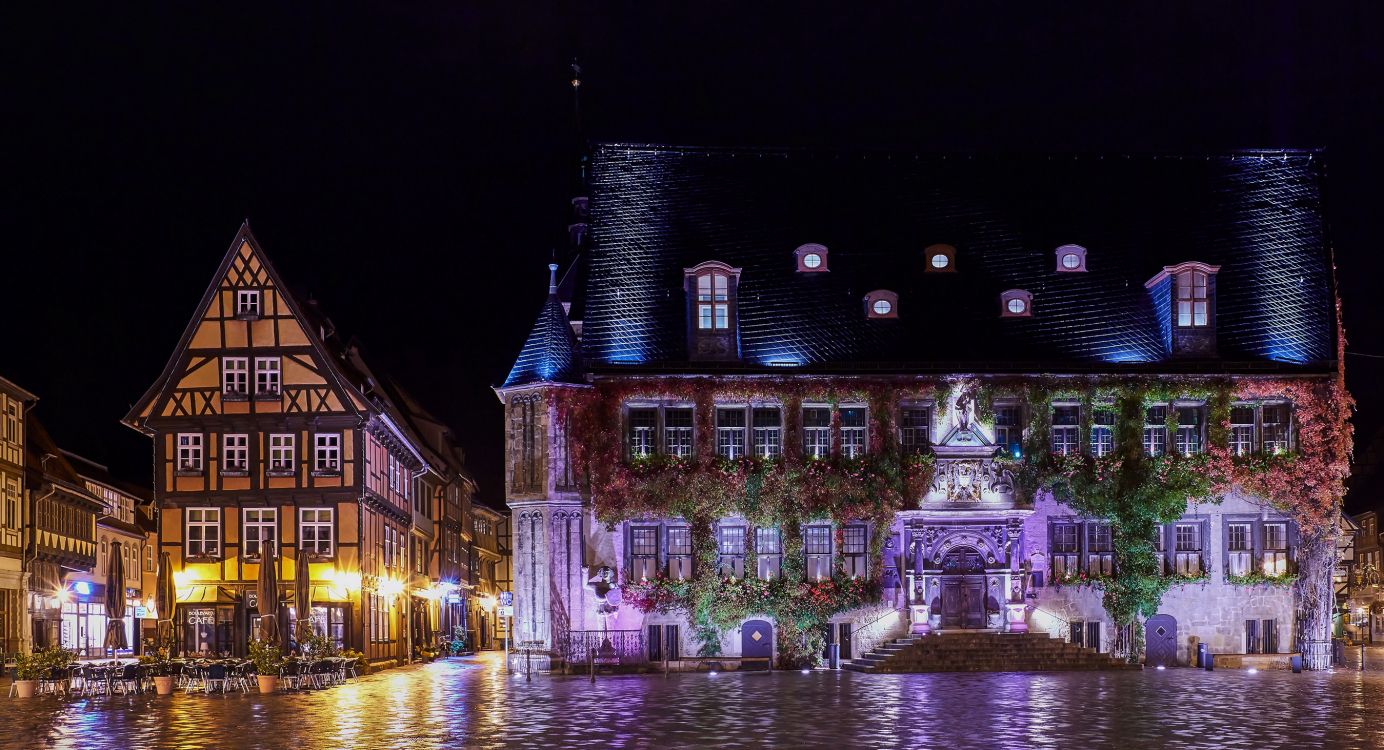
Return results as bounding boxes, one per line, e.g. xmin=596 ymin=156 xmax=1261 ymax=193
xmin=802 ymin=252 xmax=822 ymax=269
xmin=1007 ymin=298 xmax=1027 ymax=314
xmin=930 ymin=253 xmax=950 ymax=269
xmin=872 ymin=299 xmax=893 ymax=315
xmin=1061 ymin=252 xmax=1081 ymax=270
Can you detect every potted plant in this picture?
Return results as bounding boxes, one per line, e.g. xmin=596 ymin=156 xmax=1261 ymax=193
xmin=249 ymin=639 xmax=283 ymax=693
xmin=11 ymin=651 xmax=43 ymax=698
xmin=141 ymin=647 xmax=177 ymax=695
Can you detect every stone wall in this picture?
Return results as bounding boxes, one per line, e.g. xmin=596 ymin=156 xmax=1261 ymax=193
xmin=1024 ymin=489 xmax=1296 ymax=663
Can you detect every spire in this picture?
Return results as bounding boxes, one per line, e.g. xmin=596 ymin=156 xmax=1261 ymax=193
xmin=502 ymin=263 xmax=583 ymax=388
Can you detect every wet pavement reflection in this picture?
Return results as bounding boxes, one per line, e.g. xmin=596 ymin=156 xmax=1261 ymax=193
xmin=10 ymin=652 xmax=1384 ymax=749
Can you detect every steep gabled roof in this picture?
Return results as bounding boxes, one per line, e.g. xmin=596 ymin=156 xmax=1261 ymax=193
xmin=502 ymin=264 xmax=584 ymax=388
xmin=123 ymin=221 xmax=370 ymax=431
xmin=580 ymin=145 xmax=1338 ymax=374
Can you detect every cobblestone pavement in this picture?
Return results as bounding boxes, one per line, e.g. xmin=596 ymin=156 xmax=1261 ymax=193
xmin=9 ymin=652 xmax=1384 ymax=749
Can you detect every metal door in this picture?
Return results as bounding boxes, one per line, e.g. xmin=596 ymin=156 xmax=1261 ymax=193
xmin=1145 ymin=614 xmax=1177 ymax=667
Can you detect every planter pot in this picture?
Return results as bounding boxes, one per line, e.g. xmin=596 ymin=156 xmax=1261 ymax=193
xmin=12 ymin=680 xmax=37 ymax=698
xmin=153 ymin=676 xmax=176 ymax=695
xmin=256 ymin=675 xmax=279 ymax=694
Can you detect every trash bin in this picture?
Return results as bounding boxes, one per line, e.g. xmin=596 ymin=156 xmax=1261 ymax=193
xmin=1196 ymin=643 xmax=1208 ymax=669
xmin=828 ymin=643 xmax=840 ymax=670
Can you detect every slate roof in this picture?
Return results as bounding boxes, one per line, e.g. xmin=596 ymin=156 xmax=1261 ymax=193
xmin=576 ymin=145 xmax=1338 ymax=375
xmin=502 ymin=281 xmax=584 ymax=387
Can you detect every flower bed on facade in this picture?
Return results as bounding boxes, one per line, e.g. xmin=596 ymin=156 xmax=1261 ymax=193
xmin=1226 ymin=572 xmax=1299 ymax=587
xmin=558 ymin=372 xmax=1351 ymax=662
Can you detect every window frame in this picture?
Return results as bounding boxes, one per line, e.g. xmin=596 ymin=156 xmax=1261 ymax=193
xmin=268 ymin=433 xmax=296 ymax=475
xmin=1175 ymin=270 xmax=1209 ymax=328
xmin=242 ymin=507 xmax=278 ymax=560
xmin=899 ymin=404 xmax=932 ymax=456
xmin=221 ymin=433 xmax=249 ymax=475
xmin=715 ymin=406 xmax=748 ymax=460
xmin=313 ymin=433 xmax=342 ymax=475
xmin=299 ymin=507 xmax=335 ymax=557
xmin=751 ymin=406 xmax=782 ymax=459
xmin=235 ymin=288 xmax=263 ymax=318
xmin=1090 ymin=408 xmax=1115 ymax=457
xmin=253 ymin=357 xmax=281 ymax=398
xmin=839 ymin=404 xmax=868 ymax=459
xmin=176 ymin=433 xmax=204 ymax=474
xmin=222 ymin=357 xmax=249 ymax=398
xmin=1143 ymin=406 xmax=1168 ymax=457
xmin=1051 ymin=403 xmax=1080 ymax=456
xmin=803 ymin=405 xmax=832 ymax=459
xmin=185 ymin=507 xmax=222 ymax=559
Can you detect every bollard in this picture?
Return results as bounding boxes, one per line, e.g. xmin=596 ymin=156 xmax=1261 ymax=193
xmin=664 ymin=653 xmax=669 ymax=678
xmin=1291 ymin=655 xmax=1303 ymax=673
xmin=526 ymin=647 xmax=532 ymax=683
xmin=1361 ymin=642 xmax=1367 ymax=672
xmin=589 ymin=647 xmax=596 ymax=683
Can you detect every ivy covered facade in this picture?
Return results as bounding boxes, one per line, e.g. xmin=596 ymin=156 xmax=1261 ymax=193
xmin=498 ymin=146 xmax=1351 ymax=670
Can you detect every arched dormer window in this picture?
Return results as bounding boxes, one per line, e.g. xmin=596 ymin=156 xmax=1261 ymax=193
xmin=1000 ymin=289 xmax=1033 ymax=317
xmin=794 ymin=243 xmax=828 ymax=273
xmin=864 ymin=289 xmax=899 ymax=319
xmin=684 ymin=261 xmax=743 ymax=361
xmin=925 ymin=244 xmax=956 ymax=273
xmin=1144 ymin=261 xmax=1221 ymax=358
xmin=1055 ymin=244 xmax=1087 ymax=273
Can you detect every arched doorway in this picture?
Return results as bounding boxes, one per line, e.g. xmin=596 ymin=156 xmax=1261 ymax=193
xmin=1145 ymin=614 xmax=1177 ymax=668
xmin=741 ymin=619 xmax=773 ymax=670
xmin=939 ymin=547 xmax=987 ymax=629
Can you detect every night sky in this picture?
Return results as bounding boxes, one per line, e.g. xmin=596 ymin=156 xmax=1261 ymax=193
xmin=7 ymin=4 xmax=1383 ymax=510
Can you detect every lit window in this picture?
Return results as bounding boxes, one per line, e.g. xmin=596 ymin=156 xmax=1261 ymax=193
xmin=254 ymin=357 xmax=281 ymax=396
xmin=865 ymin=290 xmax=899 ymax=318
xmin=755 ymin=527 xmax=781 ymax=579
xmin=177 ymin=433 xmax=204 ymax=472
xmin=1051 ymin=405 xmax=1080 ymax=455
xmin=313 ymin=433 xmax=341 ymax=473
xmin=222 ymin=357 xmax=249 ymax=396
xmin=664 ymin=408 xmax=693 ymax=458
xmin=186 ymin=508 xmax=221 ymax=558
xmin=716 ymin=407 xmax=747 ymax=460
xmin=1091 ymin=410 xmax=1115 ymax=457
xmin=697 ymin=271 xmax=730 ymax=330
xmin=269 ymin=433 xmax=295 ymax=472
xmin=803 ymin=407 xmax=831 ymax=459
xmin=752 ymin=407 xmax=782 ymax=458
xmin=243 ymin=508 xmax=278 ymax=559
xmin=1055 ymin=244 xmax=1088 ymax=273
xmin=299 ymin=508 xmax=334 ymax=556
xmin=1176 ymin=271 xmax=1209 ymax=327
xmin=1175 ymin=405 xmax=1203 ymax=456
xmin=1086 ymin=523 xmax=1113 ymax=576
xmin=628 ymin=408 xmax=656 ymax=458
xmin=718 ymin=526 xmax=746 ymax=578
xmin=1143 ymin=406 xmax=1167 ymax=457
xmin=1262 ymin=404 xmax=1290 ymax=454
xmin=925 ymin=244 xmax=956 ymax=272
xmin=840 ymin=406 xmax=867 ymax=459
xmin=794 ymin=244 xmax=828 ymax=272
xmin=1000 ymin=290 xmax=1033 ymax=318
xmin=1052 ymin=523 xmax=1079 ymax=578
xmin=222 ymin=434 xmax=249 ymax=473
xmin=994 ymin=405 xmax=1021 ymax=457
xmin=1174 ymin=524 xmax=1202 ymax=575
xmin=236 ymin=289 xmax=262 ymax=318
xmin=1227 ymin=523 xmax=1252 ymax=576
xmin=1230 ymin=406 xmax=1256 ymax=456
xmin=1263 ymin=523 xmax=1289 ymax=575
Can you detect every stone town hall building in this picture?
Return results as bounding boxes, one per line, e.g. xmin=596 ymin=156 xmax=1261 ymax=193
xmin=498 ymin=145 xmax=1344 ymax=670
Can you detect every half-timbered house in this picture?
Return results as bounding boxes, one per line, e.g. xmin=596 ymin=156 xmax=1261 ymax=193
xmin=124 ymin=223 xmax=474 ymax=666
xmin=0 ymin=375 xmax=36 ymax=657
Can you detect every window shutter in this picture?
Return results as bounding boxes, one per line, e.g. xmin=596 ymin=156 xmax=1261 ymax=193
xmin=1086 ymin=621 xmax=1101 ymax=651
xmin=1070 ymin=622 xmax=1083 ymax=645
xmin=1245 ymin=619 xmax=1260 ymax=654
xmin=1262 ymin=619 xmax=1278 ymax=654
xmin=666 ymin=624 xmax=680 ymax=661
xmin=648 ymin=624 xmax=663 ymax=661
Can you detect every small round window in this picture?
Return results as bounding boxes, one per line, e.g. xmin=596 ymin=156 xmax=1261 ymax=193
xmin=930 ymin=254 xmax=950 ymax=269
xmin=1007 ymin=298 xmax=1027 ymax=314
xmin=802 ymin=253 xmax=822 ymax=269
xmin=1061 ymin=253 xmax=1081 ymax=270
xmin=872 ymin=299 xmax=893 ymax=316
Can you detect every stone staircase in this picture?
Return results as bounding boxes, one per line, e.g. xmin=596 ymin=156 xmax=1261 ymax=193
xmin=843 ymin=631 xmax=1139 ymax=673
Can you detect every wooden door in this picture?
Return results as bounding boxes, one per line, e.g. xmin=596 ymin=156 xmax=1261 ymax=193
xmin=1145 ymin=614 xmax=1177 ymax=667
xmin=962 ymin=579 xmax=986 ymax=628
xmin=741 ymin=619 xmax=772 ymax=669
xmin=941 ymin=579 xmax=964 ymax=628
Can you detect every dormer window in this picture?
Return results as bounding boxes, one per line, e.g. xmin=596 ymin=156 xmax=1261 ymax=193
xmin=235 ymin=289 xmax=262 ymax=319
xmin=864 ymin=290 xmax=899 ymax=319
xmin=925 ymin=244 xmax=956 ymax=273
xmin=1000 ymin=289 xmax=1033 ymax=318
xmin=684 ymin=261 xmax=742 ymax=361
xmin=1145 ymin=261 xmax=1221 ymax=358
xmin=794 ymin=243 xmax=828 ymax=273
xmin=1055 ymin=244 xmax=1087 ymax=273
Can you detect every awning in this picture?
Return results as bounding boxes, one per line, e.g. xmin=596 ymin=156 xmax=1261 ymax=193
xmin=177 ymin=585 xmax=239 ymax=604
xmin=309 ymin=584 xmax=352 ymax=603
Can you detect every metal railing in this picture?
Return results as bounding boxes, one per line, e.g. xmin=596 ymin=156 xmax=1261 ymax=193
xmin=1027 ymin=606 xmax=1072 ymax=641
xmin=850 ymin=607 xmax=907 ymax=660
xmin=556 ymin=629 xmax=647 ymax=666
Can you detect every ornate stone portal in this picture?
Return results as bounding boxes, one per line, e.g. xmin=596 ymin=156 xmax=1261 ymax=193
xmin=922 ymin=389 xmax=1015 ymax=506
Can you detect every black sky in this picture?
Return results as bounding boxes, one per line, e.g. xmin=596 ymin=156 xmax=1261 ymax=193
xmin=6 ymin=3 xmax=1383 ymax=510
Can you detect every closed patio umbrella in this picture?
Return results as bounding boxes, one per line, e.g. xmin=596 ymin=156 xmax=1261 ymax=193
xmin=155 ymin=551 xmax=176 ymax=654
xmin=257 ymin=551 xmax=280 ymax=645
xmin=104 ymin=541 xmax=129 ymax=652
xmin=293 ymin=549 xmax=313 ymax=647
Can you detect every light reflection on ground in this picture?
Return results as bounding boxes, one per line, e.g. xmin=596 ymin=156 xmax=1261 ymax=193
xmin=9 ymin=653 xmax=1382 ymax=749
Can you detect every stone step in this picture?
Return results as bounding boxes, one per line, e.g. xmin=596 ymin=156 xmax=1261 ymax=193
xmin=850 ymin=630 xmax=1135 ymax=673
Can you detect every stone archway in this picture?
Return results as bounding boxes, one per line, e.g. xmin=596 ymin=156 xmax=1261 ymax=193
xmin=939 ymin=546 xmax=987 ymax=629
